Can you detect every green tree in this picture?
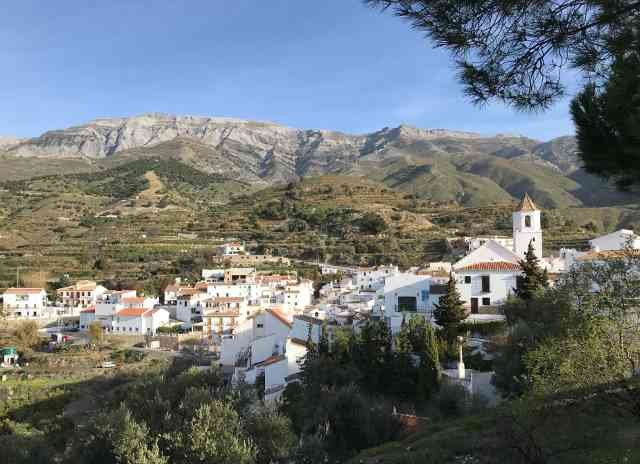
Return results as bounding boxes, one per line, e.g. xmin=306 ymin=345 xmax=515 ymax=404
xmin=75 ymin=405 xmax=168 ymax=464
xmin=515 ymin=242 xmax=549 ymax=301
xmin=433 ymin=274 xmax=467 ymax=328
xmin=365 ymin=0 xmax=640 ymax=109
xmin=366 ymin=1 xmax=640 ymax=188
xmin=245 ymin=408 xmax=295 ymax=464
xmin=355 ymin=212 xmax=387 ymax=235
xmin=570 ymin=39 xmax=640 ymax=189
xmin=187 ymin=402 xmax=256 ymax=464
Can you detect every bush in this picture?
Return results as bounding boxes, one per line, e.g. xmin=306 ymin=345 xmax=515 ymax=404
xmin=457 ymin=320 xmax=507 ymax=337
xmin=111 ymin=349 xmax=146 ymax=364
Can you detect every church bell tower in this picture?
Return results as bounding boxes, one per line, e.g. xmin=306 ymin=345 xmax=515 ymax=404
xmin=513 ymin=193 xmax=542 ymax=258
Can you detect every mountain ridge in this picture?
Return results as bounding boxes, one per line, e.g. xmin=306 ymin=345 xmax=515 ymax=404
xmin=1 ymin=113 xmax=633 ymax=209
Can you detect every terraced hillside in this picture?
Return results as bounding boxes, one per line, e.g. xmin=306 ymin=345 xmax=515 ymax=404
xmin=2 ymin=163 xmax=640 ymax=294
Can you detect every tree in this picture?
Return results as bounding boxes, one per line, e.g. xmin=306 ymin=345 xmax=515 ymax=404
xmin=13 ymin=321 xmax=41 ymax=352
xmin=366 ymin=0 xmax=640 ymax=109
xmin=571 ymin=45 xmax=640 ymax=189
xmin=515 ymin=242 xmax=549 ymax=301
xmin=245 ymin=408 xmax=295 ymax=464
xmin=433 ymin=274 xmax=467 ymax=328
xmin=366 ymin=0 xmax=640 ymax=187
xmin=75 ymin=405 xmax=168 ymax=464
xmin=88 ymin=321 xmax=104 ymax=346
xmin=355 ymin=212 xmax=387 ymax=235
xmin=187 ymin=402 xmax=256 ymax=464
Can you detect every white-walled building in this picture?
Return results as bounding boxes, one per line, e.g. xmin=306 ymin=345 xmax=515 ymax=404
xmin=512 ymin=193 xmax=543 ymax=258
xmin=223 ymin=307 xmax=303 ymax=401
xmin=79 ymin=307 xmax=96 ymax=330
xmin=465 ymin=236 xmax=514 ymax=253
xmin=453 ymin=240 xmax=522 ymax=312
xmin=57 ymin=280 xmax=107 ymax=309
xmin=206 ymin=281 xmax=260 ymax=306
xmin=200 ymin=297 xmax=248 ymax=336
xmin=217 ymin=242 xmax=245 ymax=256
xmin=354 ymin=265 xmax=399 ymax=291
xmin=176 ymin=288 xmax=209 ymax=326
xmin=380 ymin=274 xmax=448 ymax=333
xmin=220 ymin=308 xmax=292 ymax=367
xmin=589 ymin=229 xmax=640 ymax=252
xmin=2 ymin=288 xmax=48 ymax=318
xmin=112 ymin=307 xmax=169 ymax=335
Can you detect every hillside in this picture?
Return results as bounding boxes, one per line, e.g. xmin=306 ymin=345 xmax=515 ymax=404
xmin=1 ymin=113 xmax=637 ymax=208
xmin=349 ymin=382 xmax=640 ymax=463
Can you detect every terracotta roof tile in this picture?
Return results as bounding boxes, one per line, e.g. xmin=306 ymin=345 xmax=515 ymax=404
xmin=117 ymin=307 xmax=151 ymax=317
xmin=255 ymin=354 xmax=286 ymax=367
xmin=457 ymin=261 xmax=521 ymax=272
xmin=515 ymin=193 xmax=538 ymax=212
xmin=4 ymin=288 xmax=45 ymax=294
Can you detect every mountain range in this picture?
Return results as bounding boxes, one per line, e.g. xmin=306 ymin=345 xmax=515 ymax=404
xmin=0 ymin=113 xmax=634 ymax=208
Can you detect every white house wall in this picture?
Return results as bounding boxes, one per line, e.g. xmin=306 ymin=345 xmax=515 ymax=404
xmin=456 ymin=271 xmax=517 ymax=308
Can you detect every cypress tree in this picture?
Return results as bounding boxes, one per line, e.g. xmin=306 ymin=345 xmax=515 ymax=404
xmin=433 ymin=273 xmax=468 ymax=327
xmin=318 ymin=322 xmax=330 ymax=356
xmin=515 ymin=241 xmax=549 ymax=300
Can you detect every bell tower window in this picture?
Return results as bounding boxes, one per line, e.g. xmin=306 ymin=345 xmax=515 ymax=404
xmin=525 ymin=215 xmax=531 ymax=227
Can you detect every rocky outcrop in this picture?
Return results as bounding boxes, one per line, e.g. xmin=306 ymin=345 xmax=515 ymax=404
xmin=4 ymin=113 xmax=578 ymax=183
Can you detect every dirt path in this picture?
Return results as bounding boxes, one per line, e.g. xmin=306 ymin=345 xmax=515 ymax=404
xmin=139 ymin=170 xmax=164 ymax=200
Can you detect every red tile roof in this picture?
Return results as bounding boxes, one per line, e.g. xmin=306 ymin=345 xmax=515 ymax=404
xmin=117 ymin=307 xmax=151 ymax=317
xmin=515 ymin=192 xmax=538 ymax=212
xmin=122 ymin=296 xmax=144 ymax=304
xmin=81 ymin=306 xmax=96 ymax=313
xmin=255 ymin=354 xmax=286 ymax=367
xmin=457 ymin=261 xmax=521 ymax=272
xmin=4 ymin=288 xmax=45 ymax=294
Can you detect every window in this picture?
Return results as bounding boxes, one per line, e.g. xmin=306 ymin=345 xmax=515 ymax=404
xmin=397 ymin=296 xmax=417 ymax=312
xmin=525 ymin=215 xmax=532 ymax=227
xmin=421 ymin=289 xmax=429 ymax=302
xmin=257 ymin=323 xmax=264 ymax=328
xmin=464 ymin=276 xmax=471 ymax=284
xmin=481 ymin=275 xmax=491 ymax=293
xmin=482 ymin=297 xmax=491 ymax=306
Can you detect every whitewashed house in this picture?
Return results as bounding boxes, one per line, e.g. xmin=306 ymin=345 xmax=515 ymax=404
xmin=465 ymin=236 xmax=514 ymax=253
xmin=225 ymin=308 xmax=303 ymax=401
xmin=381 ymin=273 xmax=448 ymax=332
xmin=589 ymin=229 xmax=640 ymax=252
xmin=452 ymin=193 xmax=552 ymax=311
xmin=217 ymin=242 xmax=245 ymax=256
xmin=220 ymin=308 xmax=292 ymax=367
xmin=206 ymin=281 xmax=260 ymax=306
xmin=2 ymin=288 xmax=48 ymax=318
xmin=354 ymin=265 xmax=399 ymax=291
xmin=200 ymin=297 xmax=248 ymax=336
xmin=175 ymin=288 xmax=209 ymax=326
xmin=94 ymin=290 xmax=137 ymax=328
xmin=112 ymin=307 xmax=169 ymax=335
xmin=57 ymin=280 xmax=107 ymax=310
xmin=79 ymin=306 xmax=96 ymax=330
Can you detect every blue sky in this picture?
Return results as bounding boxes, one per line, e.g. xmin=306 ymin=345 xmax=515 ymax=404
xmin=0 ymin=0 xmax=575 ymax=140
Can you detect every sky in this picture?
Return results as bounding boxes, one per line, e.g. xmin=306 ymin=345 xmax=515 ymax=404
xmin=0 ymin=0 xmax=576 ymax=141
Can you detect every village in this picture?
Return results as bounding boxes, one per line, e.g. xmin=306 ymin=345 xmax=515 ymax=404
xmin=2 ymin=193 xmax=636 ymax=404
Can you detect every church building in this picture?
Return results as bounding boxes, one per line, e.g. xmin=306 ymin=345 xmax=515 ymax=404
xmin=453 ymin=193 xmax=543 ymax=313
